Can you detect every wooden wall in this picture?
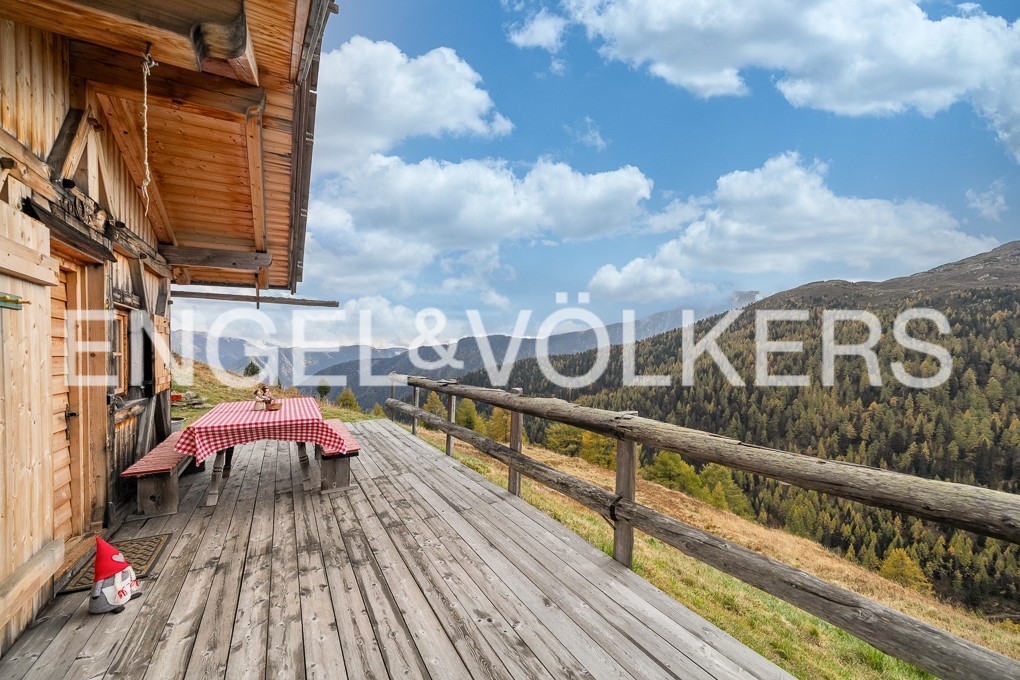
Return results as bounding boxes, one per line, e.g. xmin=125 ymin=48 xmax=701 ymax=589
xmin=90 ymin=106 xmax=158 ymax=251
xmin=1 ymin=17 xmax=176 ymax=654
xmin=0 ymin=20 xmax=69 ymax=158
xmin=0 ymin=20 xmax=67 ymax=654
xmin=0 ymin=202 xmax=57 ymax=653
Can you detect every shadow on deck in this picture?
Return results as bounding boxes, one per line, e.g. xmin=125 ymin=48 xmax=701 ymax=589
xmin=0 ymin=419 xmax=790 ymax=679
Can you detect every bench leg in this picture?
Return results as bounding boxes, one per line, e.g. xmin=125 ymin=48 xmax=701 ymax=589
xmin=297 ymin=442 xmax=309 ymax=465
xmin=321 ymin=455 xmax=354 ymax=494
xmin=206 ymin=447 xmax=229 ymax=507
xmin=137 ymin=473 xmax=179 ymax=517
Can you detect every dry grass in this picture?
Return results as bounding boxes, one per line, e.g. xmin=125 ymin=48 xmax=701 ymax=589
xmin=414 ymin=427 xmax=1020 ymax=679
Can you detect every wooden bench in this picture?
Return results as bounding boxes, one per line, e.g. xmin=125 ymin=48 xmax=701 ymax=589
xmin=120 ymin=431 xmax=190 ymax=517
xmin=318 ymin=420 xmax=361 ymax=493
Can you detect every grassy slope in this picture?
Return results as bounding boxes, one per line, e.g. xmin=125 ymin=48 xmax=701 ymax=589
xmin=170 ymin=357 xmax=372 ymax=426
xmin=413 ymin=428 xmax=1020 ymax=680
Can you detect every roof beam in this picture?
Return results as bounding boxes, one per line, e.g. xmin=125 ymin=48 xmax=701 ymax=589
xmin=244 ymin=107 xmax=269 ymax=289
xmin=71 ymin=42 xmax=266 ymax=122
xmin=95 ymin=94 xmax=177 ymax=245
xmin=0 ymin=0 xmax=255 ymax=83
xmin=159 ymin=245 xmax=272 ymax=271
xmin=0 ymin=127 xmax=58 ymax=201
xmin=171 ymin=291 xmax=339 ymax=307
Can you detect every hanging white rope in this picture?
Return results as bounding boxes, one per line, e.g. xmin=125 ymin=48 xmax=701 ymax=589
xmin=141 ymin=45 xmax=158 ymax=217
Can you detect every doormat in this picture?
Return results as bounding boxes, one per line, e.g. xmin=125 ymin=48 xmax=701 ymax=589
xmin=57 ymin=533 xmax=172 ymax=594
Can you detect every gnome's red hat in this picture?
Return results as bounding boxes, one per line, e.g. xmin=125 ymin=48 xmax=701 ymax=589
xmin=93 ymin=537 xmax=130 ymax=582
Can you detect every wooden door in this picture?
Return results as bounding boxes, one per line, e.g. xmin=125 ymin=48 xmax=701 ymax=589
xmin=50 ymin=261 xmax=88 ymax=541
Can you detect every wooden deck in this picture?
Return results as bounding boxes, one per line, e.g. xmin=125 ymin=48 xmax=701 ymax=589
xmin=0 ymin=419 xmax=790 ymax=680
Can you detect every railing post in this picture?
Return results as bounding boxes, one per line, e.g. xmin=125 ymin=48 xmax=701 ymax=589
xmin=388 ymin=383 xmax=395 ymax=420
xmin=411 ymin=386 xmax=419 ymax=435
xmin=445 ymin=393 xmax=456 ymax=456
xmin=508 ymin=388 xmax=523 ymax=496
xmin=614 ymin=437 xmax=637 ymax=568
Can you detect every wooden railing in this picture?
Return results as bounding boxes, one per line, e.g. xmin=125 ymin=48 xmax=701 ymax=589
xmin=386 ymin=374 xmax=1020 ymax=680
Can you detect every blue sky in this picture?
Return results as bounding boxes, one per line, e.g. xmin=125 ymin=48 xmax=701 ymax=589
xmin=178 ymin=0 xmax=1020 ymax=346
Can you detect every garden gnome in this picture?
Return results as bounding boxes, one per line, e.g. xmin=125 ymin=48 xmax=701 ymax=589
xmin=88 ymin=537 xmax=141 ymax=614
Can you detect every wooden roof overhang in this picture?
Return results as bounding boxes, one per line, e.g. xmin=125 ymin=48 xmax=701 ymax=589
xmin=0 ymin=0 xmax=333 ymax=292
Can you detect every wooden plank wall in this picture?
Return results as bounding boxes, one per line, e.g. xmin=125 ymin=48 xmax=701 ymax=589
xmin=90 ymin=109 xmax=158 ymax=251
xmin=50 ymin=265 xmax=74 ymax=542
xmin=0 ymin=20 xmax=68 ymax=158
xmin=0 ymin=202 xmax=57 ymax=653
xmin=111 ymin=417 xmax=139 ymax=514
xmin=0 ymin=21 xmax=67 ymax=654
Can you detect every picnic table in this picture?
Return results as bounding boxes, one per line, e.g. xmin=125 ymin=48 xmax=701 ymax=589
xmin=174 ymin=397 xmax=355 ymax=505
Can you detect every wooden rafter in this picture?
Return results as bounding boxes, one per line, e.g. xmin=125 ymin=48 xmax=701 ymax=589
xmin=244 ymin=106 xmax=268 ymax=289
xmin=171 ymin=290 xmax=339 ymax=307
xmin=95 ymin=93 xmax=177 ymax=245
xmin=71 ymin=42 xmax=266 ymax=122
xmin=159 ymin=245 xmax=272 ymax=270
xmin=0 ymin=0 xmax=256 ymax=83
xmin=0 ymin=126 xmax=58 ymax=201
xmin=228 ymin=24 xmax=260 ymax=86
xmin=47 ymin=108 xmax=86 ymax=177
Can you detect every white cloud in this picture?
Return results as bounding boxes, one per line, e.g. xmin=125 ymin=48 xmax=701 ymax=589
xmin=339 ymin=296 xmax=468 ymax=346
xmin=323 ymin=154 xmax=652 ymax=249
xmin=314 ymin=37 xmax=512 ymax=172
xmin=509 ymin=8 xmax=568 ymax=51
xmin=670 ymin=152 xmax=998 ymax=273
xmin=305 ymin=154 xmax=652 ymax=300
xmin=303 ymin=201 xmax=435 ymax=295
xmin=568 ymin=116 xmax=609 ymax=150
xmin=563 ymin=0 xmax=1020 ymax=160
xmin=966 ymin=180 xmax=1008 ymax=221
xmin=590 ymin=152 xmax=998 ymax=298
xmin=481 ymin=290 xmax=512 ymax=310
xmin=589 ymin=258 xmax=714 ymax=301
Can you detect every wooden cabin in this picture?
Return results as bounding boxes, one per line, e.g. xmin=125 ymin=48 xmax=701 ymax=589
xmin=0 ymin=0 xmax=332 ymax=651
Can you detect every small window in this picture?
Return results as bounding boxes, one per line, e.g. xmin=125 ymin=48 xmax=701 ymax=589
xmin=112 ymin=310 xmax=129 ymax=395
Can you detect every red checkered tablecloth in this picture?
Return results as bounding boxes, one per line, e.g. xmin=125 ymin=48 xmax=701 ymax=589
xmin=174 ymin=397 xmax=350 ymax=464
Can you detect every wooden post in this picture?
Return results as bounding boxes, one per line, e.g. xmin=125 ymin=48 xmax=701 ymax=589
xmin=445 ymin=393 xmax=456 ymax=456
xmin=508 ymin=388 xmax=523 ymax=496
xmin=411 ymin=386 xmax=419 ymax=435
xmin=388 ymin=383 xmax=395 ymax=420
xmin=614 ymin=438 xmax=637 ymax=568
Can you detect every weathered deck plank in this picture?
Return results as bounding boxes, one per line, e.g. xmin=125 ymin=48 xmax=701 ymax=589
xmin=0 ymin=419 xmax=791 ymax=680
xmin=265 ymin=444 xmax=306 ymax=680
xmin=375 ymin=421 xmax=774 ymax=679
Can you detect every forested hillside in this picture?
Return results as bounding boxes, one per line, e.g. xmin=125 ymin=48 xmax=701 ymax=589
xmin=459 ymin=243 xmax=1020 ymax=615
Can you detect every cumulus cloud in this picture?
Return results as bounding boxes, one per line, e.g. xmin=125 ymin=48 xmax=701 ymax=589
xmin=590 ymin=152 xmax=998 ymax=299
xmin=321 ymin=154 xmax=653 ymax=250
xmin=314 ymin=37 xmax=512 ymax=172
xmin=339 ymin=296 xmax=468 ymax=346
xmin=509 ymin=8 xmax=568 ymax=51
xmin=589 ymin=258 xmax=715 ymax=301
xmin=671 ymin=152 xmax=997 ymax=273
xmin=966 ymin=180 xmax=1008 ymax=221
xmin=563 ymin=0 xmax=1020 ymax=159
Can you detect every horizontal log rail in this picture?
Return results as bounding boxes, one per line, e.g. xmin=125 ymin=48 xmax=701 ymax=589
xmin=386 ymin=396 xmax=1020 ymax=680
xmin=390 ymin=375 xmax=1020 ymax=545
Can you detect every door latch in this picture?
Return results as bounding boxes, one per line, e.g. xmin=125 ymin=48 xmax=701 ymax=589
xmin=64 ymin=403 xmax=79 ymax=440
